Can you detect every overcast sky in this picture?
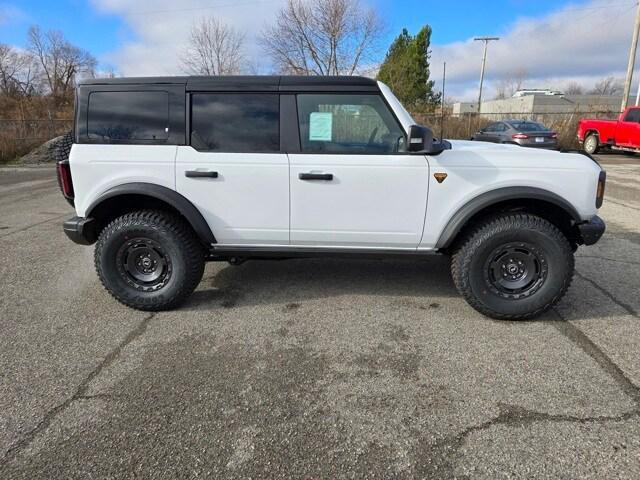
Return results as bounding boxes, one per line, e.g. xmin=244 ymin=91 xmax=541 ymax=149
xmin=1 ymin=0 xmax=638 ymax=100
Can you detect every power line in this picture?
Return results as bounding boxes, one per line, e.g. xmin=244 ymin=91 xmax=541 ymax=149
xmin=110 ymin=0 xmax=282 ymax=17
xmin=559 ymin=1 xmax=636 ymax=12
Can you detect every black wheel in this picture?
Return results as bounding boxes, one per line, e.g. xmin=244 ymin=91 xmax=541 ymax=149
xmin=95 ymin=210 xmax=205 ymax=311
xmin=451 ymin=213 xmax=574 ymax=320
xmin=583 ymin=134 xmax=599 ymax=155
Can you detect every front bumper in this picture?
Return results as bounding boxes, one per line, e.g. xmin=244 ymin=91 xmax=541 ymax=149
xmin=63 ymin=216 xmax=97 ymax=245
xmin=577 ymin=216 xmax=606 ymax=246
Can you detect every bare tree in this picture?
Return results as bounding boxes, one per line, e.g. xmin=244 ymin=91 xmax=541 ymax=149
xmin=0 ymin=44 xmax=23 ymax=96
xmin=0 ymin=44 xmax=39 ymax=97
xmin=494 ymin=69 xmax=528 ymax=100
xmin=27 ymin=26 xmax=97 ymax=99
xmin=260 ymin=0 xmax=384 ymax=76
xmin=182 ymin=17 xmax=245 ymax=76
xmin=564 ymin=82 xmax=584 ymax=95
xmin=589 ymin=77 xmax=623 ymax=96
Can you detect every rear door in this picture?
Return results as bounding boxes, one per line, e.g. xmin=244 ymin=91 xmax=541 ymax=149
xmin=288 ymin=93 xmax=429 ymax=249
xmin=176 ymin=93 xmax=289 ymax=245
xmin=73 ymin=84 xmax=184 ymax=216
xmin=616 ymin=108 xmax=640 ymax=147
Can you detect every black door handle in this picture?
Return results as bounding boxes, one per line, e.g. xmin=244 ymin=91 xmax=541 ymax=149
xmin=299 ymin=173 xmax=333 ymax=181
xmin=185 ymin=170 xmax=218 ymax=178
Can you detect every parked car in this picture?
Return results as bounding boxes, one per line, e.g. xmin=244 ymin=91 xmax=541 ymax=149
xmin=578 ymin=106 xmax=640 ymax=155
xmin=57 ymin=75 xmax=606 ymax=320
xmin=471 ymin=120 xmax=558 ymax=149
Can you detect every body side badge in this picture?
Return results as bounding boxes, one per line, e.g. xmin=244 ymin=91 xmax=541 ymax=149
xmin=434 ymin=173 xmax=448 ymax=184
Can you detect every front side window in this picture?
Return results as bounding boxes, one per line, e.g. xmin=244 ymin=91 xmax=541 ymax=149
xmin=87 ymin=91 xmax=169 ymax=142
xmin=191 ymin=93 xmax=279 ymax=152
xmin=296 ymin=94 xmax=406 ymax=154
xmin=624 ymin=109 xmax=640 ymax=123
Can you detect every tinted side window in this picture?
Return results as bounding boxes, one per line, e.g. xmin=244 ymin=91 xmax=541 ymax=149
xmin=87 ymin=91 xmax=169 ymax=142
xmin=296 ymin=94 xmax=405 ymax=154
xmin=191 ymin=93 xmax=279 ymax=152
xmin=624 ymin=109 xmax=640 ymax=123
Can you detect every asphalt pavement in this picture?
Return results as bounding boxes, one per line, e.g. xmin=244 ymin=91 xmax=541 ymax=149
xmin=0 ymin=153 xmax=639 ymax=479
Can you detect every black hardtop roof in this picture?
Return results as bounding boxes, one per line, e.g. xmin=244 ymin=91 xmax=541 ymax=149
xmin=79 ymin=75 xmax=379 ymax=92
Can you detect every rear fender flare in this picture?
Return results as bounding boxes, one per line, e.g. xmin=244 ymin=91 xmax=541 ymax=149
xmin=86 ymin=183 xmax=216 ymax=245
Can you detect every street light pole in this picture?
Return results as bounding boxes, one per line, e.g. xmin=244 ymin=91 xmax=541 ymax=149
xmin=622 ymin=1 xmax=640 ymax=111
xmin=474 ymin=37 xmax=499 ymax=114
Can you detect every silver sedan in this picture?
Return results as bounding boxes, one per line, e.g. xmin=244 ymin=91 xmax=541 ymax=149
xmin=471 ymin=120 xmax=559 ymax=149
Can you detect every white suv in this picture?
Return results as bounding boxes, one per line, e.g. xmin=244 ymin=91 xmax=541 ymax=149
xmin=57 ymin=76 xmax=606 ymax=319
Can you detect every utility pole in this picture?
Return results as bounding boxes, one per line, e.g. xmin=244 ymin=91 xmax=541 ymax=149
xmin=622 ymin=1 xmax=640 ymax=111
xmin=441 ymin=61 xmax=446 ymax=140
xmin=474 ymin=37 xmax=499 ymax=114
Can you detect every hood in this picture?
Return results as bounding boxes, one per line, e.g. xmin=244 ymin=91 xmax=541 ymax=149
xmin=448 ymin=140 xmax=524 ymax=151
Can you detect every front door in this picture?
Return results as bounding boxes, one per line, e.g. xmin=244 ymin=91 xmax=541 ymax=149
xmin=617 ymin=108 xmax=640 ymax=147
xmin=176 ymin=92 xmax=289 ymax=245
xmin=289 ymin=93 xmax=429 ymax=249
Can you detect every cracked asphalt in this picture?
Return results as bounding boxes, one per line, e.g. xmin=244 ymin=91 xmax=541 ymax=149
xmin=0 ymin=154 xmax=639 ymax=479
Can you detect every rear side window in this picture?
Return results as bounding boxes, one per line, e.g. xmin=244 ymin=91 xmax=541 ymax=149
xmin=511 ymin=122 xmax=546 ymax=132
xmin=87 ymin=91 xmax=169 ymax=142
xmin=190 ymin=93 xmax=280 ymax=152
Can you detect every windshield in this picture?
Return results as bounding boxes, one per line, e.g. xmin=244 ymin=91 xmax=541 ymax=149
xmin=377 ymin=81 xmax=415 ymax=133
xmin=510 ymin=121 xmax=548 ymax=132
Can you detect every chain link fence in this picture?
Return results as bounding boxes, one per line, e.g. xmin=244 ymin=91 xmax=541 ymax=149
xmin=414 ymin=111 xmax=621 ymax=150
xmin=0 ymin=119 xmax=73 ymax=163
xmin=0 ymin=110 xmax=625 ymax=162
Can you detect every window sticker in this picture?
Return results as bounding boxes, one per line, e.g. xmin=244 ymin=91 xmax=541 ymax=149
xmin=309 ymin=112 xmax=333 ymax=141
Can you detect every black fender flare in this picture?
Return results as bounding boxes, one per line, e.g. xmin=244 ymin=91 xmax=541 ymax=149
xmin=435 ymin=186 xmax=582 ymax=249
xmin=86 ymin=183 xmax=216 ymax=245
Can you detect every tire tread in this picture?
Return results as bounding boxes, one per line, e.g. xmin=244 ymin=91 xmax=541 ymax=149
xmin=451 ymin=213 xmax=574 ymax=320
xmin=94 ymin=210 xmax=205 ymax=311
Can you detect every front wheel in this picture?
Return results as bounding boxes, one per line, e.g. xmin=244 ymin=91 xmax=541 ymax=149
xmin=451 ymin=213 xmax=574 ymax=320
xmin=95 ymin=210 xmax=205 ymax=311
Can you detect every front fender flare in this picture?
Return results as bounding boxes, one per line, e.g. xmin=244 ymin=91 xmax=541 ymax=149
xmin=435 ymin=186 xmax=582 ymax=249
xmin=86 ymin=183 xmax=216 ymax=245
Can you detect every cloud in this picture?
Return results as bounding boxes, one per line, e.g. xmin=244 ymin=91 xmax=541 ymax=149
xmin=91 ymin=0 xmax=287 ymax=75
xmin=0 ymin=3 xmax=28 ymax=26
xmin=93 ymin=0 xmax=639 ymax=99
xmin=430 ymin=0 xmax=639 ymax=100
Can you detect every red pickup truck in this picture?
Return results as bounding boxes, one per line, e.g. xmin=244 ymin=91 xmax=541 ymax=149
xmin=578 ymin=106 xmax=640 ymax=154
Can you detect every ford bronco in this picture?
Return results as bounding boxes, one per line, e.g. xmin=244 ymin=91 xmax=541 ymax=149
xmin=57 ymin=76 xmax=606 ymax=319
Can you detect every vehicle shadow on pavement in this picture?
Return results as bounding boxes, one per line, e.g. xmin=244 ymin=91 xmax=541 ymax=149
xmin=184 ymin=256 xmax=458 ymax=311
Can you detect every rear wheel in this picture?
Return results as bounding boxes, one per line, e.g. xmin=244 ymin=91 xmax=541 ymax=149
xmin=583 ymin=134 xmax=599 ymax=155
xmin=95 ymin=210 xmax=205 ymax=311
xmin=451 ymin=213 xmax=574 ymax=320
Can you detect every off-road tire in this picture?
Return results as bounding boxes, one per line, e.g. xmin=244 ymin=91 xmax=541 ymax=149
xmin=583 ymin=134 xmax=599 ymax=155
xmin=95 ymin=210 xmax=205 ymax=311
xmin=451 ymin=213 xmax=574 ymax=320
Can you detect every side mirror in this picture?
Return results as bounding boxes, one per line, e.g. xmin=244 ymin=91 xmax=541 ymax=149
xmin=408 ymin=125 xmax=434 ymax=152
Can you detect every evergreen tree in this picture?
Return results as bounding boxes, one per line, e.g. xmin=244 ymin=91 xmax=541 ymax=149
xmin=377 ymin=26 xmax=440 ymax=110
